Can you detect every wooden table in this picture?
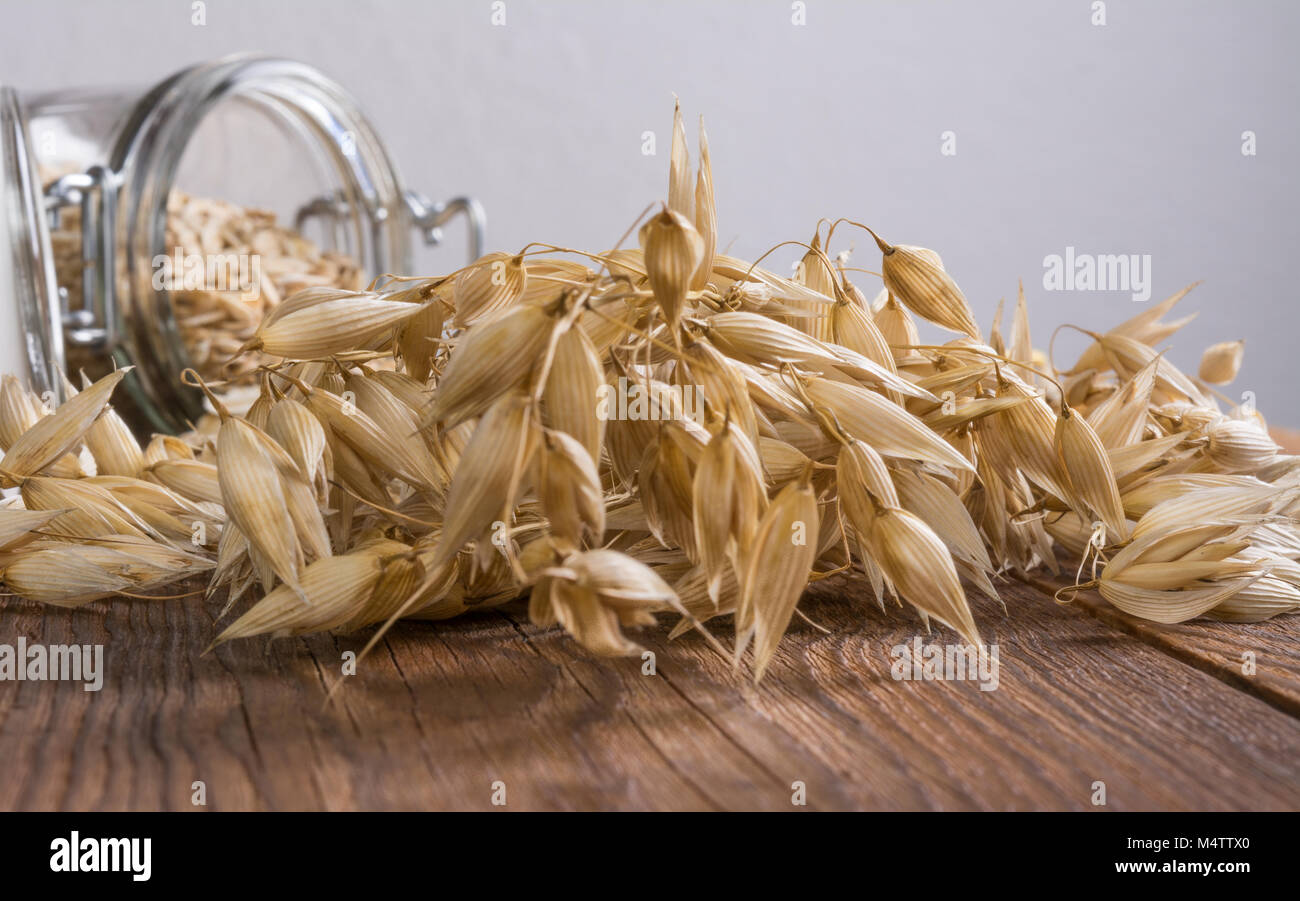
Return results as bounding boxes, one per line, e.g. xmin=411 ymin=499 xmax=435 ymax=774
xmin=2 ymin=566 xmax=1297 ymax=811
xmin=3 ymin=436 xmax=1299 ymax=811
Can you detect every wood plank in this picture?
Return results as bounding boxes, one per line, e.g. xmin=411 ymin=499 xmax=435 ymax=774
xmin=627 ymin=578 xmax=1300 ymax=811
xmin=1021 ymin=568 xmax=1300 ymax=717
xmin=4 ymin=569 xmax=1298 ymax=811
xmin=0 ymin=586 xmax=837 ymax=812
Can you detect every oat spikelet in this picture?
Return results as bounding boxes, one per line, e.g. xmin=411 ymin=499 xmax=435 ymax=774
xmin=0 ymin=374 xmax=43 ymax=449
xmin=216 ymin=416 xmax=306 ymax=598
xmin=397 ymin=290 xmax=447 ymax=382
xmin=693 ymin=419 xmax=766 ymax=605
xmin=1009 ymin=279 xmax=1033 ymax=366
xmin=736 ymin=470 xmax=820 ymax=681
xmin=3 ymin=549 xmax=133 ymax=606
xmin=832 ymin=294 xmax=896 ymax=373
xmin=536 ymin=428 xmax=604 ymax=546
xmin=865 ymin=501 xmax=980 ymax=645
xmin=1055 ymin=403 xmax=1129 ymax=541
xmin=692 ymin=116 xmax=716 ymax=290
xmin=250 ymin=293 xmax=432 ymax=358
xmin=431 ymin=391 xmax=537 ymax=570
xmin=874 ymin=293 xmax=925 ymax=367
xmin=639 ymin=208 xmax=704 ymax=334
xmin=0 ymin=369 xmax=127 ymax=487
xmin=668 ymin=98 xmax=692 ymax=218
xmin=803 ymin=377 xmax=974 ymax=472
xmin=83 ymin=397 xmax=145 ymax=477
xmin=210 ymin=553 xmax=384 ymax=647
xmin=452 ymin=253 xmax=526 ymax=327
xmin=868 ymin=230 xmax=981 ymax=340
xmin=267 ymin=398 xmax=329 ymax=489
xmin=0 ymin=508 xmax=61 ymax=552
xmin=425 ymin=302 xmax=555 ymax=429
xmin=543 ymin=325 xmax=605 ymax=466
xmin=1198 ymin=339 xmax=1245 ymax=385
xmin=537 ymin=549 xmax=683 ymax=657
xmin=1206 ymin=419 xmax=1277 ymax=472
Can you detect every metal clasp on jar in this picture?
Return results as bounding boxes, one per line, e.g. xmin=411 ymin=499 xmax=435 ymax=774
xmin=295 ymin=189 xmax=486 ymax=264
xmin=44 ymin=167 xmax=117 ymax=349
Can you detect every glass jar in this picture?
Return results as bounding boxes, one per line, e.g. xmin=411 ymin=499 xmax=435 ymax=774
xmin=1 ymin=54 xmax=483 ymax=433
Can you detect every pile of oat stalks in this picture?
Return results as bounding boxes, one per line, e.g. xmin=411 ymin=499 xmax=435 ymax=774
xmin=4 ymin=106 xmax=1296 ymax=681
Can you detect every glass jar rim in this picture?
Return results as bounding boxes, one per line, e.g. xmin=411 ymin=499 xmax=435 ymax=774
xmin=0 ymin=86 xmax=66 ymax=403
xmin=102 ymin=53 xmax=411 ymax=432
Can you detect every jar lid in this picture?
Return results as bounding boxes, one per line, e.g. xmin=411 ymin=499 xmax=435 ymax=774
xmin=0 ymin=86 xmax=64 ymax=400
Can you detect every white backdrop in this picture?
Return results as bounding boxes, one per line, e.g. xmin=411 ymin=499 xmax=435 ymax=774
xmin=3 ymin=0 xmax=1298 ymax=420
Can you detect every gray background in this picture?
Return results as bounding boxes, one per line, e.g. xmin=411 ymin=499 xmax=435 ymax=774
xmin=3 ymin=0 xmax=1298 ymax=421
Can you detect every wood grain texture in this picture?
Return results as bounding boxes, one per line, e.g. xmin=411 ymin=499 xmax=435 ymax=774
xmin=1 ymin=571 xmax=1298 ymax=811
xmin=1023 ymin=568 xmax=1300 ymax=718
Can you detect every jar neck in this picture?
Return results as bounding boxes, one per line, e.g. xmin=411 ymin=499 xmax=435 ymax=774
xmin=52 ymin=55 xmax=412 ymax=434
